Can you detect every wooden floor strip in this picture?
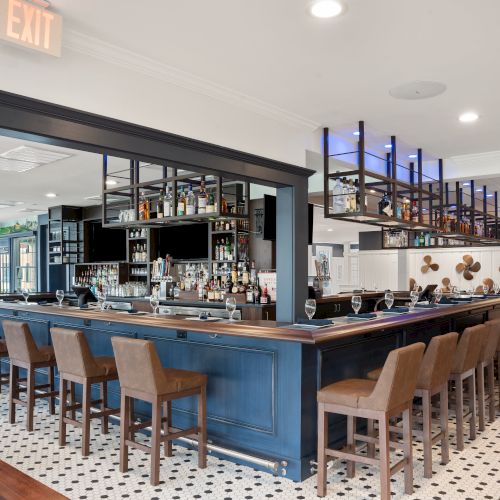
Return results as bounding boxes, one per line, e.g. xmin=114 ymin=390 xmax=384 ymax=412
xmin=0 ymin=460 xmax=67 ymax=500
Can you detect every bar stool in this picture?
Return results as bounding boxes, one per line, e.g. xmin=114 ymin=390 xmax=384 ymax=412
xmin=480 ymin=319 xmax=500 ymax=426
xmin=50 ymin=328 xmax=120 ymax=456
xmin=448 ymin=324 xmax=486 ymax=450
xmin=2 ymin=320 xmax=57 ymax=431
xmin=317 ymin=342 xmax=425 ymax=500
xmin=490 ymin=319 xmax=500 ymax=411
xmin=0 ymin=338 xmax=8 ymax=393
xmin=111 ymin=337 xmax=208 ymax=486
xmin=367 ymin=332 xmax=459 ymax=478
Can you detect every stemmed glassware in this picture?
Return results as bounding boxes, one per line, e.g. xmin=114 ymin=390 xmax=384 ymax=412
xmin=482 ymin=284 xmax=489 ymax=296
xmin=56 ymin=289 xmax=64 ymax=307
xmin=21 ymin=288 xmax=30 ymax=305
xmin=494 ymin=282 xmax=500 ymax=295
xmin=226 ymin=297 xmax=237 ymax=321
xmin=150 ymin=288 xmax=160 ymax=315
xmin=305 ymin=299 xmax=317 ymax=320
xmin=433 ymin=289 xmax=443 ymax=304
xmin=351 ymin=295 xmax=362 ymax=315
xmin=97 ymin=289 xmax=107 ymax=311
xmin=385 ymin=291 xmax=394 ymax=310
xmin=452 ymin=286 xmax=460 ymax=298
xmin=409 ymin=290 xmax=419 ymax=309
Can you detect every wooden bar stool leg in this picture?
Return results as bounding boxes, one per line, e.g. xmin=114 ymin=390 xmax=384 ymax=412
xmin=59 ymin=377 xmax=67 ymax=446
xmin=316 ymin=402 xmax=328 ymax=498
xmin=48 ymin=366 xmax=55 ymax=415
xmin=440 ymin=384 xmax=450 ymax=465
xmin=455 ymin=376 xmax=464 ymax=451
xmin=69 ymin=382 xmax=76 ymax=420
xmin=477 ymin=365 xmax=486 ymax=431
xmin=8 ymin=363 xmax=18 ymax=424
xmin=422 ymin=390 xmax=433 ymax=479
xmin=26 ymin=366 xmax=35 ymax=432
xmin=128 ymin=397 xmax=135 ymax=441
xmin=197 ymin=385 xmax=207 ymax=469
xmin=346 ymin=415 xmax=355 ymax=478
xmin=379 ymin=414 xmax=391 ymax=500
xmin=367 ymin=419 xmax=375 ymax=458
xmin=163 ymin=400 xmax=172 ymax=457
xmin=150 ymin=397 xmax=161 ymax=486
xmin=100 ymin=381 xmax=108 ymax=434
xmin=82 ymin=380 xmax=91 ymax=456
xmin=486 ymin=361 xmax=495 ymax=423
xmin=119 ymin=393 xmax=130 ymax=473
xmin=468 ymin=372 xmax=477 ymax=441
xmin=402 ymin=406 xmax=413 ymax=494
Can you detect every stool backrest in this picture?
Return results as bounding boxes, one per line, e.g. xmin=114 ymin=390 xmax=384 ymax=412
xmin=361 ymin=342 xmax=425 ymax=412
xmin=452 ymin=324 xmax=486 ymax=373
xmin=2 ymin=320 xmax=44 ymax=364
xmin=111 ymin=336 xmax=167 ymax=396
xmin=483 ymin=319 xmax=500 ymax=360
xmin=417 ymin=332 xmax=458 ymax=390
xmin=51 ymin=327 xmax=103 ymax=378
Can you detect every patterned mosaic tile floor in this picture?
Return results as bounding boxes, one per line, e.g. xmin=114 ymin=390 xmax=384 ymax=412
xmin=0 ymin=394 xmax=498 ymax=499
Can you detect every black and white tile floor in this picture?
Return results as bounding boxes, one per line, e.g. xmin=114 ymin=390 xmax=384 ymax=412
xmin=0 ymin=395 xmax=498 ymax=500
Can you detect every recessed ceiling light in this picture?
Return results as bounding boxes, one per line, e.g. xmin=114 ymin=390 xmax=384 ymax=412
xmin=475 ymin=188 xmax=483 ymax=192
xmin=408 ymin=154 xmax=418 ymax=159
xmin=45 ymin=193 xmax=58 ymax=198
xmin=327 ymin=228 xmax=334 ymax=232
xmin=353 ymin=131 xmax=360 ymax=136
xmin=105 ymin=179 xmax=118 ymax=186
xmin=486 ymin=194 xmax=494 ymax=198
xmin=459 ymin=111 xmax=479 ymax=123
xmin=384 ymin=144 xmax=392 ymax=149
xmin=369 ymin=189 xmax=376 ymax=194
xmin=310 ymin=0 xmax=344 ymax=18
xmin=463 ymin=182 xmax=470 ymax=186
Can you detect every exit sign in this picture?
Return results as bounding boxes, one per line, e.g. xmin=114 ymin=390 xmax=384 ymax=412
xmin=0 ymin=0 xmax=62 ymax=57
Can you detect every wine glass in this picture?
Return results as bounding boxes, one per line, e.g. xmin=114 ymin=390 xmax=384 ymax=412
xmin=21 ymin=288 xmax=29 ymax=305
xmin=452 ymin=286 xmax=459 ymax=298
xmin=482 ymin=284 xmax=489 ymax=296
xmin=494 ymin=282 xmax=500 ymax=295
xmin=385 ymin=291 xmax=394 ymax=310
xmin=150 ymin=293 xmax=160 ymax=315
xmin=97 ymin=289 xmax=107 ymax=311
xmin=226 ymin=297 xmax=237 ymax=321
xmin=56 ymin=289 xmax=64 ymax=307
xmin=351 ymin=295 xmax=362 ymax=315
xmin=434 ymin=289 xmax=442 ymax=304
xmin=409 ymin=290 xmax=419 ymax=309
xmin=305 ymin=299 xmax=316 ymax=320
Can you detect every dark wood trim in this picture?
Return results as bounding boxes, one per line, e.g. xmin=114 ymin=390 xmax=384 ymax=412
xmin=0 ymin=90 xmax=314 ymax=187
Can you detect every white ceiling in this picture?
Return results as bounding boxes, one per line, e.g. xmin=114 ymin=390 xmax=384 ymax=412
xmin=50 ymin=0 xmax=500 ymax=158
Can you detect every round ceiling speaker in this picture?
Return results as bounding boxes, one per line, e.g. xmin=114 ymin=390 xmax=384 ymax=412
xmin=389 ymin=81 xmax=447 ymax=100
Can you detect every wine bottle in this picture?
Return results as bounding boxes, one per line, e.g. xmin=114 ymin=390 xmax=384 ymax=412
xmin=186 ymin=184 xmax=196 ymax=215
xmin=198 ymin=179 xmax=207 ymax=214
xmin=157 ymin=189 xmax=164 ymax=219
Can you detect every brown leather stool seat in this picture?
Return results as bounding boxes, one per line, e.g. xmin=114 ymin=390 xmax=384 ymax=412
xmin=2 ymin=320 xmax=58 ymax=431
xmin=317 ymin=342 xmax=425 ymax=500
xmin=479 ymin=320 xmax=500 ymax=426
xmin=367 ymin=333 xmax=458 ymax=478
xmin=111 ymin=337 xmax=207 ymax=486
xmin=448 ymin=324 xmax=486 ymax=450
xmin=0 ymin=339 xmax=8 ymax=393
xmin=51 ymin=328 xmax=120 ymax=456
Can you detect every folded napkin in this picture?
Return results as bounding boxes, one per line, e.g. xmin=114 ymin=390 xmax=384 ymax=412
xmin=347 ymin=312 xmax=377 ymax=319
xmin=449 ymin=297 xmax=472 ymax=302
xmin=38 ymin=300 xmax=48 ymax=305
xmin=297 ymin=319 xmax=334 ymax=326
xmin=437 ymin=297 xmax=458 ymax=305
xmin=415 ymin=303 xmax=438 ymax=309
xmin=384 ymin=306 xmax=409 ymax=313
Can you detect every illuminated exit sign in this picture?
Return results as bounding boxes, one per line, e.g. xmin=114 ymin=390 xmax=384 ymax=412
xmin=0 ymin=0 xmax=62 ymax=57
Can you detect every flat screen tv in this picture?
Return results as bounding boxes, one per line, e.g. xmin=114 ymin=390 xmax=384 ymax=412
xmin=157 ymin=224 xmax=208 ymax=259
xmin=88 ymin=222 xmax=126 ymax=262
xmin=263 ymin=195 xmax=313 ymax=244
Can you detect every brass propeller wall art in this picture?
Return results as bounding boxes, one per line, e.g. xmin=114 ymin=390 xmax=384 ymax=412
xmin=455 ymin=254 xmax=481 ymax=281
xmin=442 ymin=277 xmax=451 ymax=292
xmin=421 ymin=255 xmax=439 ymax=273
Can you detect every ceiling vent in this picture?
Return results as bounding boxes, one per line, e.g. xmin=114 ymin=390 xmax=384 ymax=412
xmin=0 ymin=146 xmax=71 ymax=172
xmin=17 ymin=207 xmax=44 ymax=213
xmin=389 ymin=81 xmax=447 ymax=100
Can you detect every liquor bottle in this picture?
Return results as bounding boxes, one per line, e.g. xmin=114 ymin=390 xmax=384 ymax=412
xmin=214 ymin=239 xmax=220 ymax=260
xmin=157 ymin=189 xmax=164 ymax=219
xmin=231 ymin=263 xmax=238 ymax=292
xmin=221 ymin=192 xmax=228 ymax=213
xmin=342 ymin=177 xmax=349 ymax=212
xmin=411 ymin=201 xmax=419 ymax=222
xmin=348 ymin=179 xmax=356 ymax=212
xmin=378 ymin=192 xmax=392 ymax=217
xmin=225 ymin=239 xmax=232 ymax=260
xmin=198 ymin=179 xmax=207 ymax=214
xmin=139 ymin=192 xmax=146 ymax=220
xmin=246 ymin=281 xmax=254 ymax=303
xmin=260 ymin=283 xmax=270 ymax=304
xmin=177 ymin=186 xmax=186 ymax=216
xmin=206 ymin=190 xmax=215 ymax=213
xmin=354 ymin=178 xmax=361 ymax=212
xmin=332 ymin=175 xmax=344 ymax=214
xmin=419 ymin=232 xmax=425 ymax=246
xmin=242 ymin=262 xmax=250 ymax=285
xmin=164 ymin=187 xmax=173 ymax=217
xmin=186 ymin=184 xmax=196 ymax=215
xmin=219 ymin=238 xmax=225 ymax=260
